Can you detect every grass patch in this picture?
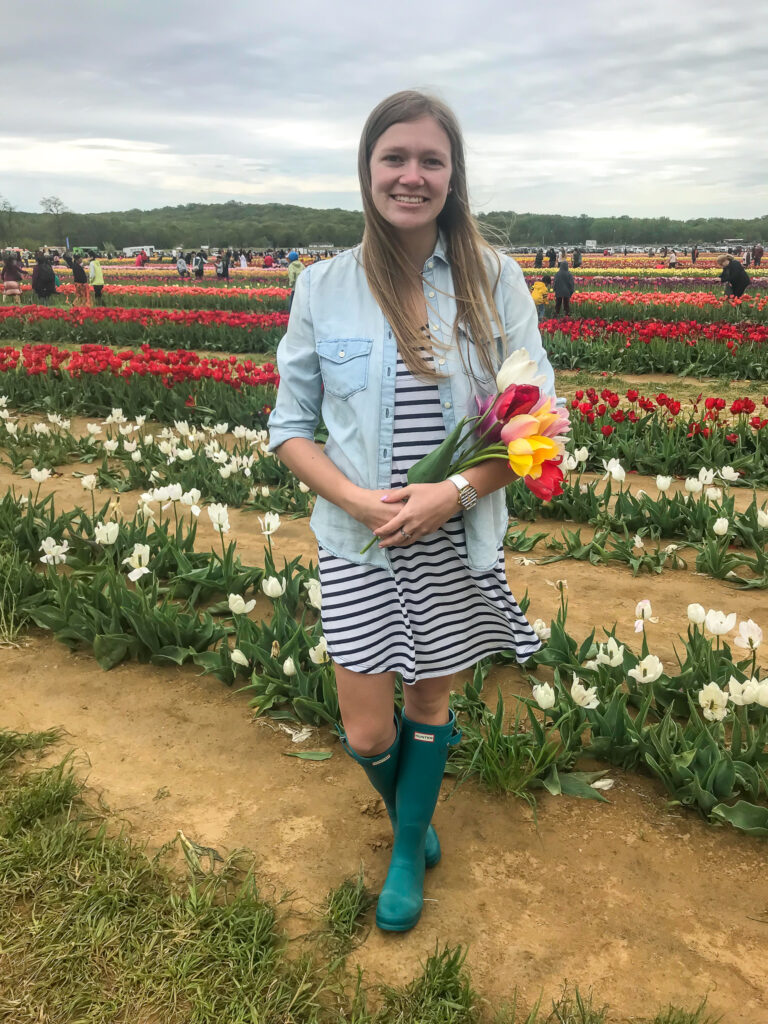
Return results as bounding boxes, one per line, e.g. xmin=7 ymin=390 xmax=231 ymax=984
xmin=321 ymin=868 xmax=376 ymax=952
xmin=0 ymin=727 xmax=727 ymax=1024
xmin=555 ymin=369 xmax=767 ymax=402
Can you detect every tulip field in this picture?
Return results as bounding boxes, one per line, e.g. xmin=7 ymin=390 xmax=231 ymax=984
xmin=1 ymin=251 xmax=767 ymax=1023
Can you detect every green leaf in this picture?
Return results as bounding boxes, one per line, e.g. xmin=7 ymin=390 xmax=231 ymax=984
xmin=283 ymin=750 xmax=333 ymax=761
xmin=558 ymin=770 xmax=611 ymax=802
xmin=92 ymin=633 xmax=131 ymax=671
xmin=407 ymin=419 xmax=467 ymax=484
xmin=711 ymin=800 xmax=768 ymax=836
xmin=151 ymin=645 xmax=192 ymax=666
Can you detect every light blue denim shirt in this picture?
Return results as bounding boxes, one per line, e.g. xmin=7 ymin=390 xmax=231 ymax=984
xmin=268 ymin=237 xmax=558 ymax=573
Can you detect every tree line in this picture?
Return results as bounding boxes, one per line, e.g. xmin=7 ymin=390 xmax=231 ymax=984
xmin=1 ymin=196 xmax=766 ymax=250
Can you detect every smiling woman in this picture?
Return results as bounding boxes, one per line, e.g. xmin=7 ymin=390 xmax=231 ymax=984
xmin=266 ymin=89 xmax=558 ymax=935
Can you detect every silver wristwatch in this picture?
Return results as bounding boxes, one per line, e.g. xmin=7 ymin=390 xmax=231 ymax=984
xmin=448 ymin=473 xmax=478 ymax=511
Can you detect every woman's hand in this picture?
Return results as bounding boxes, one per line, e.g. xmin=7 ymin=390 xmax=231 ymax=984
xmin=374 ymin=481 xmax=459 ymax=548
xmin=345 ymin=488 xmax=407 ymax=533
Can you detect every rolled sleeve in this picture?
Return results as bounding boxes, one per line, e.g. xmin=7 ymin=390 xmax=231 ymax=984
xmin=267 ymin=268 xmax=322 ymax=451
xmin=498 ymin=258 xmax=559 ymax=402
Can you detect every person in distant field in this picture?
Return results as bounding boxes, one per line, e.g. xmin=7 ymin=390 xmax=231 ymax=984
xmin=546 ymin=245 xmax=557 ymax=267
xmin=287 ymin=250 xmax=305 ymax=311
xmin=691 ymin=245 xmax=699 ymax=265
xmin=530 ymin=274 xmax=552 ymax=322
xmin=176 ymin=254 xmax=191 ymax=282
xmin=31 ymin=252 xmax=57 ymax=303
xmin=717 ymin=254 xmax=750 ymax=298
xmin=572 ymin=247 xmax=582 ymax=268
xmin=753 ymin=242 xmax=763 ymax=268
xmin=88 ymin=255 xmax=105 ymax=304
xmin=72 ymin=255 xmax=90 ymax=305
xmin=668 ymin=250 xmax=678 ymax=268
xmin=533 ymin=247 xmax=543 ymax=268
xmin=553 ymin=260 xmax=575 ymax=316
xmin=221 ymin=249 xmax=231 ymax=284
xmin=240 ymin=251 xmax=248 ymax=269
xmin=1 ymin=254 xmax=24 ymax=303
xmin=263 ymin=251 xmax=274 ymax=268
xmin=745 ymin=248 xmax=751 ymax=268
xmin=193 ymin=251 xmax=207 ymax=279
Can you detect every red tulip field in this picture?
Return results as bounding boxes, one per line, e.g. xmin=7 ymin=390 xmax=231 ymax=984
xmin=2 ymin=251 xmax=767 ymax=1022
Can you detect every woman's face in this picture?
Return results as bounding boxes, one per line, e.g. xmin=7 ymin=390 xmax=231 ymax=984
xmin=369 ymin=116 xmax=452 ymax=237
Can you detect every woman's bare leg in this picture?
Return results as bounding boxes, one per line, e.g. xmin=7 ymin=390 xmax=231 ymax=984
xmin=334 ymin=663 xmax=396 ymax=756
xmin=403 ymin=673 xmax=453 ymax=725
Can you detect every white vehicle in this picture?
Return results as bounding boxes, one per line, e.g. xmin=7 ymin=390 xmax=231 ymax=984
xmin=122 ymin=245 xmax=156 ymax=257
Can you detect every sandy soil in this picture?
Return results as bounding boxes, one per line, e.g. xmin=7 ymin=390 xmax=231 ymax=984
xmin=2 ymin=459 xmax=768 ymax=1022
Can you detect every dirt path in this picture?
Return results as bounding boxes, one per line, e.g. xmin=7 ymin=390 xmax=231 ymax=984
xmin=3 ymin=493 xmax=768 ymax=1021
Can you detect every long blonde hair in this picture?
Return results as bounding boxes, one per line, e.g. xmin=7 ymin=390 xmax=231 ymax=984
xmin=357 ymin=90 xmax=505 ymax=380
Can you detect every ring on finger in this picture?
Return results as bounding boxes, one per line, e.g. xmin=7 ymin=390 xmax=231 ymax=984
xmin=399 ymin=527 xmax=412 ymax=540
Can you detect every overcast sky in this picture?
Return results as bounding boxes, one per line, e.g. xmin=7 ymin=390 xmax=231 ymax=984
xmin=2 ymin=1 xmax=766 ymax=219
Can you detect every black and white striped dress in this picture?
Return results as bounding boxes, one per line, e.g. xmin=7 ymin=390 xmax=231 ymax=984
xmin=318 ymin=350 xmax=541 ymax=685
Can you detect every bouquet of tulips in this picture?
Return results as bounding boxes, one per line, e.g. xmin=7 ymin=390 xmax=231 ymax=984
xmin=406 ymin=347 xmax=570 ymax=500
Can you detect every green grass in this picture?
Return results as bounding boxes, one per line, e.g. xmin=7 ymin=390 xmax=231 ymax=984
xmin=321 ymin=868 xmax=377 ymax=952
xmin=0 ymin=727 xmax=727 ymax=1023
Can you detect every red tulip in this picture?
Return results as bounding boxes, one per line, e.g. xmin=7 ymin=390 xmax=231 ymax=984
xmin=524 ymin=458 xmax=564 ymax=500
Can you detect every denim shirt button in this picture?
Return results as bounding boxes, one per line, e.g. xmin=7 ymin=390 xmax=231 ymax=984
xmin=427 ymin=261 xmax=434 ymax=269
xmin=430 ymin=323 xmax=438 ymax=331
xmin=438 ymin=357 xmax=446 ymax=366
xmin=444 ymin=400 xmax=452 ymax=409
xmin=428 ymin=290 xmax=436 ymax=298
xmin=339 ymin=350 xmax=345 ymax=358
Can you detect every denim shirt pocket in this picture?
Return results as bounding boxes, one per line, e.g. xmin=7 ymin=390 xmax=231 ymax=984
xmin=316 ymin=338 xmax=373 ymax=400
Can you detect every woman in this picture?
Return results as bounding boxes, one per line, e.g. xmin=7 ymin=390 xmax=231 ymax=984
xmin=71 ymin=255 xmax=90 ymax=305
xmin=2 ymin=254 xmax=25 ymax=303
xmin=31 ymin=252 xmax=57 ymax=303
xmin=268 ymin=90 xmax=557 ymax=933
xmin=717 ymin=254 xmax=750 ymax=298
xmin=553 ymin=259 xmax=575 ymax=316
xmin=88 ymin=255 xmax=105 ymax=304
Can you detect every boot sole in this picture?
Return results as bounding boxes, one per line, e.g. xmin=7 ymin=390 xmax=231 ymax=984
xmin=375 ymin=908 xmax=422 ymax=932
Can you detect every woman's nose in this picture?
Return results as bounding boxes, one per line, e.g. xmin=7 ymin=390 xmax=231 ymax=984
xmin=398 ymin=160 xmax=424 ymax=184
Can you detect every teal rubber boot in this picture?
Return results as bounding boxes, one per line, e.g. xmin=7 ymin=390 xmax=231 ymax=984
xmin=340 ymin=716 xmax=441 ymax=868
xmin=375 ymin=710 xmax=462 ymax=933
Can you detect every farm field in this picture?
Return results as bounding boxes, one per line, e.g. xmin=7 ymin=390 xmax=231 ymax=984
xmin=2 ymin=251 xmax=768 ymax=1023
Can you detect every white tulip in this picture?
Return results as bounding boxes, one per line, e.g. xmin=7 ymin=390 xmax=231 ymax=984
xmin=304 ymin=578 xmax=322 ymax=610
xmin=757 ymin=509 xmax=768 ymax=530
xmin=166 ymin=483 xmax=183 ymax=502
xmin=207 ymin=503 xmax=230 ymax=534
xmin=298 ymin=481 xmax=311 ymax=493
xmin=173 ymin=419 xmax=190 ymax=436
xmin=532 ymin=682 xmax=556 ymax=709
xmin=755 ymin=680 xmax=768 ymax=708
xmin=705 ymin=486 xmax=723 ymax=503
xmin=628 ymin=654 xmax=664 ymax=685
xmin=86 ymin=422 xmax=102 ymax=435
xmin=135 ymin=415 xmax=146 ymax=427
xmin=704 ymin=608 xmax=736 ymax=636
xmin=122 ymin=543 xmax=151 ymax=582
xmin=39 ymin=537 xmax=69 ymax=565
xmin=698 ymin=467 xmax=715 ymax=485
xmin=282 ymin=657 xmax=297 ymax=677
xmin=698 ymin=682 xmax=729 ymax=722
xmin=219 ymin=465 xmax=233 ymax=480
xmin=261 ymin=576 xmax=287 ymax=599
xmin=123 ymin=439 xmax=138 ymax=453
xmin=632 ymin=534 xmax=644 ymax=550
xmin=712 ymin=517 xmax=729 ymax=537
xmin=575 ymin=446 xmax=589 ymax=463
xmin=655 ymin=475 xmax=672 ymax=492
xmin=563 ymin=454 xmax=579 ymax=472
xmin=231 ymin=648 xmax=250 ymax=667
xmin=601 ymin=457 xmax=625 ymax=483
xmin=635 ymin=599 xmax=653 ymax=621
xmin=259 ymin=512 xmax=281 ymax=536
xmin=103 ymin=439 xmax=119 ymax=453
xmin=309 ymin=636 xmax=330 ymax=665
xmin=177 ymin=448 xmax=194 ymax=462
xmin=687 ymin=603 xmax=706 ymax=625
xmin=5 ymin=421 xmax=18 ymax=436
xmin=131 ymin=451 xmax=142 ymax=462
xmin=260 ymin=486 xmax=271 ymax=498
xmin=596 ymin=636 xmax=624 ymax=667
xmin=590 ymin=778 xmax=615 ymax=791
xmin=94 ymin=521 xmax=119 ymax=545
xmin=181 ymin=488 xmax=201 ymax=506
xmin=727 ymin=675 xmax=759 ymax=706
xmin=570 ymin=676 xmax=599 ymax=709
xmin=495 ymin=347 xmax=547 ymax=392
xmin=719 ymin=466 xmax=739 ymax=483
xmin=228 ymin=593 xmax=256 ymax=615
xmin=684 ymin=477 xmax=703 ymax=495
xmin=733 ymin=619 xmax=763 ymax=651
xmin=532 ymin=618 xmax=551 ymax=641
xmin=30 ymin=467 xmax=52 ymax=483
xmin=106 ymin=407 xmax=126 ymax=424
xmin=213 ymin=422 xmax=229 ymax=435
xmin=33 ymin=422 xmax=51 ymax=436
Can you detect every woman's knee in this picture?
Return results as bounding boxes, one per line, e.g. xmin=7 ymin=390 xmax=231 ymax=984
xmin=343 ymin=716 xmax=396 ymax=758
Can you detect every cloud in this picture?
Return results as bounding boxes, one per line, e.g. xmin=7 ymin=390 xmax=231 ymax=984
xmin=2 ymin=0 xmax=766 ymax=218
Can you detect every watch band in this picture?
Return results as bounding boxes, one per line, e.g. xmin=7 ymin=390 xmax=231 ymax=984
xmin=448 ymin=473 xmax=478 ymax=511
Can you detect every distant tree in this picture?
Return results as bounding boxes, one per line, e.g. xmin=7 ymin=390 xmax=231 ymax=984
xmin=40 ymin=195 xmax=70 ymax=244
xmin=0 ymin=195 xmax=16 ymax=245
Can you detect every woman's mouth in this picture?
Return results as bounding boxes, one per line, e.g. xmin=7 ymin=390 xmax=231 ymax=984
xmin=391 ymin=195 xmax=428 ymax=205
